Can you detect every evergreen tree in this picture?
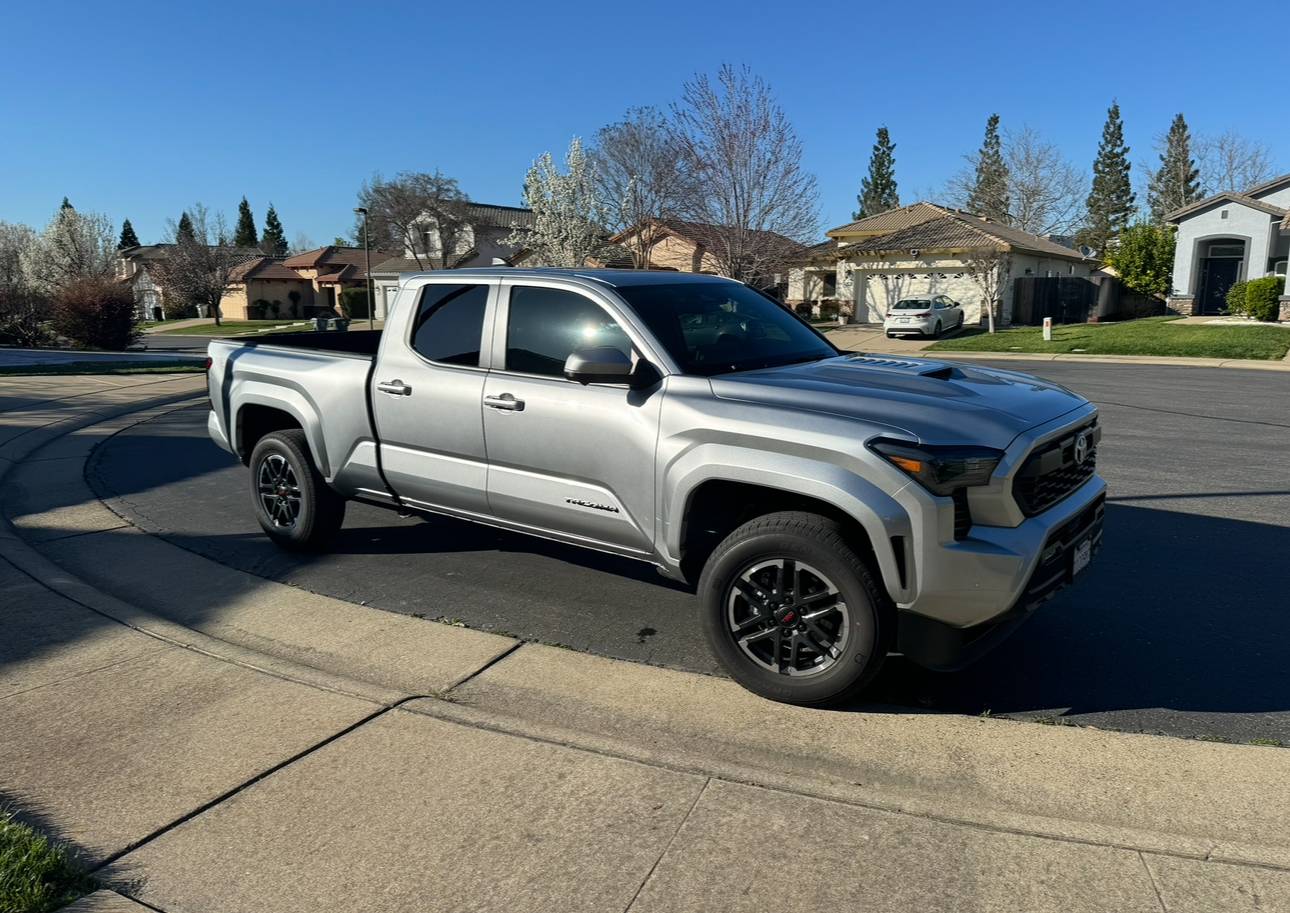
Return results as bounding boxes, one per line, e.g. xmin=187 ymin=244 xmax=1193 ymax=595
xmin=260 ymin=204 xmax=288 ymax=256
xmin=1147 ymin=114 xmax=1200 ymax=224
xmin=1081 ymin=102 xmax=1135 ymax=253
xmin=117 ymin=218 xmax=140 ymax=249
xmin=855 ymin=127 xmax=899 ymax=219
xmin=175 ymin=212 xmax=196 ymax=244
xmin=60 ymin=197 xmax=73 ymax=211
xmin=967 ymin=114 xmax=1010 ymax=222
xmin=233 ymin=197 xmax=258 ymax=248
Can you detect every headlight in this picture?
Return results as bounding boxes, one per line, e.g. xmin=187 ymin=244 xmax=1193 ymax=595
xmin=869 ymin=438 xmax=1004 ymax=497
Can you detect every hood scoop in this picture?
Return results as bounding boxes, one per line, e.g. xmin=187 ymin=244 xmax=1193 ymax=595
xmin=844 ymin=354 xmax=957 ymax=379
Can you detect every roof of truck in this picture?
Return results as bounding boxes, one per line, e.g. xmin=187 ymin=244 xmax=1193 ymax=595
xmin=403 ymin=267 xmax=739 ymax=287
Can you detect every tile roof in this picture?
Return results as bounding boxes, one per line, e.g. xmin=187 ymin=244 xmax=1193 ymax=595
xmin=845 ymin=213 xmax=1089 ymax=261
xmin=1241 ymin=172 xmax=1290 ymax=199
xmin=463 ymin=202 xmax=535 ymax=230
xmin=826 ymin=202 xmax=954 ymax=238
xmin=229 ymin=257 xmax=307 ymax=282
xmin=282 ymin=245 xmax=398 ymax=278
xmin=655 ymin=219 xmax=806 ymax=256
xmin=1165 ymin=191 xmax=1287 ymax=223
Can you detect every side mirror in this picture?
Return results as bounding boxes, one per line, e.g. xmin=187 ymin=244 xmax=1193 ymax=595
xmin=564 ymin=346 xmax=634 ymax=385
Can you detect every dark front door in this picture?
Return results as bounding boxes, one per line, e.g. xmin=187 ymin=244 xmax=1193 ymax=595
xmin=1198 ymin=258 xmax=1240 ymax=315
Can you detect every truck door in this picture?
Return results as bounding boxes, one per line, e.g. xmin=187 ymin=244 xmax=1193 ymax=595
xmin=371 ymin=279 xmax=497 ymax=515
xmin=481 ymin=281 xmax=662 ymax=554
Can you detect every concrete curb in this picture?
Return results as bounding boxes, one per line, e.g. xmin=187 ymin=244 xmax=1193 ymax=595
xmin=916 ymin=351 xmax=1290 ymax=372
xmin=6 ymin=382 xmax=1290 ymax=874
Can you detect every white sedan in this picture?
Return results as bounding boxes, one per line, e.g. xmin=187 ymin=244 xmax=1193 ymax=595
xmin=883 ymin=295 xmax=965 ymax=338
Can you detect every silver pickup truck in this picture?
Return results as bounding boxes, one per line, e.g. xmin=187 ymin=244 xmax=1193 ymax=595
xmin=206 ymin=268 xmax=1104 ymax=705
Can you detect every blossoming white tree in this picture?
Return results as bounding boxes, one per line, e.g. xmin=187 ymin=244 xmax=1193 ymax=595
xmin=20 ymin=201 xmax=115 ymax=293
xmin=508 ymin=138 xmax=610 ymax=268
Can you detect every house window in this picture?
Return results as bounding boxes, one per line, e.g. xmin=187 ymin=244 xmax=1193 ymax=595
xmin=1209 ymin=243 xmax=1244 ymax=258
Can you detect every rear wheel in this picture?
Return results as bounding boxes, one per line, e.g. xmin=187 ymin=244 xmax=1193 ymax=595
xmin=250 ymin=430 xmax=345 ymax=551
xmin=697 ymin=511 xmax=890 ymax=705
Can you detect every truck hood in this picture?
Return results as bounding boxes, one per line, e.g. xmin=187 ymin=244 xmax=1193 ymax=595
xmin=709 ymin=354 xmax=1089 ymax=450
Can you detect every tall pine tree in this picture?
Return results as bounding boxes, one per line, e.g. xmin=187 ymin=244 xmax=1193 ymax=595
xmin=233 ymin=197 xmax=259 ymax=248
xmin=1147 ymin=114 xmax=1200 ymax=225
xmin=60 ymin=197 xmax=73 ymax=211
xmin=967 ymin=114 xmax=1010 ymax=222
xmin=117 ymin=218 xmax=140 ymax=249
xmin=1081 ymin=102 xmax=1135 ymax=253
xmin=855 ymin=127 xmax=899 ymax=219
xmin=175 ymin=212 xmax=196 ymax=244
xmin=260 ymin=204 xmax=288 ymax=257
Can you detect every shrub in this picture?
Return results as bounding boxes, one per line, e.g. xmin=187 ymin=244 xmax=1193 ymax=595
xmin=0 ymin=286 xmax=54 ymax=346
xmin=1225 ymin=279 xmax=1248 ymax=315
xmin=1244 ymin=276 xmax=1285 ymax=322
xmin=52 ymin=278 xmax=139 ymax=350
xmin=339 ymin=287 xmax=371 ymax=319
xmin=1104 ymin=223 xmax=1175 ymax=300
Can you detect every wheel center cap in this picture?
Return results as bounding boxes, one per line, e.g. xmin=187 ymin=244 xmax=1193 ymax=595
xmin=775 ymin=606 xmax=798 ymax=626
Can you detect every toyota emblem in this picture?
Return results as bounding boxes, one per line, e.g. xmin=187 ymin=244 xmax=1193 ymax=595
xmin=1074 ymin=432 xmax=1090 ymax=465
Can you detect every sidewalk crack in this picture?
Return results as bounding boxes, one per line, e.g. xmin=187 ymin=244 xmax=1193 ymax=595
xmin=622 ymin=777 xmax=710 ymax=913
xmin=1138 ymin=851 xmax=1169 ymax=912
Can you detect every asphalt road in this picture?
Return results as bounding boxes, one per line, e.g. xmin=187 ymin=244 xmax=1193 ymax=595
xmin=87 ymin=362 xmax=1290 ymax=744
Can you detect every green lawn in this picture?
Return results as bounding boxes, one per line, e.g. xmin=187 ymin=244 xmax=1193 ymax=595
xmin=0 ymin=810 xmax=95 ymax=912
xmin=0 ymin=361 xmax=205 ymax=376
xmin=155 ymin=320 xmax=312 ymax=337
xmin=928 ymin=317 xmax=1290 ymax=360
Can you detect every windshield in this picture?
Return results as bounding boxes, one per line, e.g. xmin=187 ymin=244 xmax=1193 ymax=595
xmin=614 ymin=281 xmax=838 ymax=376
xmin=893 ymin=299 xmax=932 ymax=310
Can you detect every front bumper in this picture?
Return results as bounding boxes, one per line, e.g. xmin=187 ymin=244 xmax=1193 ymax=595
xmin=897 ymin=490 xmax=1105 ymax=670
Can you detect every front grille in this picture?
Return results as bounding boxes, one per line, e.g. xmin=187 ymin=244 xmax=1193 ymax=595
xmin=1013 ymin=418 xmax=1099 ymax=516
xmin=1018 ymin=495 xmax=1104 ymax=611
xmin=952 ymin=488 xmax=972 ymax=540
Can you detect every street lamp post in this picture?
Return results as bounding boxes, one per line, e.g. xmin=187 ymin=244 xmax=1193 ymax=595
xmin=354 ymin=206 xmax=373 ymax=331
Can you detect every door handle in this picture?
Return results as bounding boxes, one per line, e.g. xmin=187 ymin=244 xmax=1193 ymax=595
xmin=483 ymin=393 xmax=525 ymax=412
xmin=376 ymin=379 xmax=412 ymax=396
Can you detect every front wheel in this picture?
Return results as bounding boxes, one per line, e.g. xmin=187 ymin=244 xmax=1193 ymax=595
xmin=697 ymin=511 xmax=890 ymax=705
xmin=249 ymin=429 xmax=346 ymax=551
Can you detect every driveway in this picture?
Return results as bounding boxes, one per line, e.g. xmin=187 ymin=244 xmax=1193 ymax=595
xmin=86 ymin=361 xmax=1290 ymax=744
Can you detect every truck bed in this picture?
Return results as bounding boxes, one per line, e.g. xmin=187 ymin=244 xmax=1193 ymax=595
xmin=231 ymin=329 xmax=383 ymax=356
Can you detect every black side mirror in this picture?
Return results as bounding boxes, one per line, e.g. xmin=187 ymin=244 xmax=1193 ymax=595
xmin=564 ymin=346 xmax=634 ymax=385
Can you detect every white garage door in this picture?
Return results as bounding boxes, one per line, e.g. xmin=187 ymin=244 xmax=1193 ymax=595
xmin=855 ymin=271 xmax=983 ymax=324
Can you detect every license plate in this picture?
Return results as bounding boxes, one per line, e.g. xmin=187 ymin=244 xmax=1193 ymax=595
xmin=899 ymin=318 xmax=912 ymax=323
xmin=1072 ymin=538 xmax=1092 ymax=576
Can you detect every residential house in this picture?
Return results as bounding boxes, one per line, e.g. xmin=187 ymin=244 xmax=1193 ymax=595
xmin=282 ymin=245 xmax=397 ymax=316
xmin=1165 ymin=173 xmax=1290 ymax=318
xmin=116 ymin=245 xmax=172 ymax=320
xmin=606 ymin=219 xmax=803 ymax=292
xmin=790 ymin=203 xmax=1096 ymax=325
xmin=218 ymin=257 xmax=314 ymax=320
xmin=368 ymin=203 xmax=535 ymax=320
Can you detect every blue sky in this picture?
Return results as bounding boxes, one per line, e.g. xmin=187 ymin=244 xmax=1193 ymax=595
xmin=2 ymin=0 xmax=1285 ymax=247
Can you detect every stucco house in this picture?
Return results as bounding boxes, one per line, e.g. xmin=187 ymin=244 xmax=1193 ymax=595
xmin=368 ymin=203 xmax=535 ymax=320
xmin=116 ymin=245 xmax=171 ymax=320
xmin=1165 ymin=173 xmax=1290 ymax=317
xmin=789 ymin=203 xmax=1097 ymax=325
xmin=281 ymin=245 xmax=396 ymax=316
xmin=607 ymin=219 xmax=803 ymax=291
xmin=218 ymin=257 xmax=314 ymax=320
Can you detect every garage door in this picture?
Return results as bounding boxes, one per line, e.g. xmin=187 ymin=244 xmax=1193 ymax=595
xmin=856 ymin=272 xmax=982 ymax=324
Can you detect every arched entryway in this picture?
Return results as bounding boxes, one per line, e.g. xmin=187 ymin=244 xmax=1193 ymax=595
xmin=1195 ymin=238 xmax=1248 ymax=315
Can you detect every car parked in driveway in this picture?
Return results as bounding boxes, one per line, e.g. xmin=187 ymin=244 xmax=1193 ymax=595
xmin=884 ymin=296 xmax=965 ymax=338
xmin=205 ymin=269 xmax=1103 ymax=706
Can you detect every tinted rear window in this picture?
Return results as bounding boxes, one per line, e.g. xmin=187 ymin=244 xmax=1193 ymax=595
xmin=410 ymin=284 xmax=488 ymax=366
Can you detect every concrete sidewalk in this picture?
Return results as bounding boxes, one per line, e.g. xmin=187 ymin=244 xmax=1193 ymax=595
xmin=3 ymin=374 xmax=1290 ymax=911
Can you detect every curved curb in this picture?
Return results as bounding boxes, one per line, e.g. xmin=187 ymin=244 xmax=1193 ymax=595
xmin=6 ymin=385 xmax=1290 ymax=872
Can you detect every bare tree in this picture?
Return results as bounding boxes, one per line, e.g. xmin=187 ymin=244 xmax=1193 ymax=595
xmin=20 ymin=204 xmax=115 ymax=292
xmin=591 ymin=106 xmax=681 ymax=268
xmin=289 ymin=231 xmax=316 ymax=255
xmin=667 ymin=65 xmax=818 ymax=284
xmin=357 ymin=171 xmax=470 ymax=270
xmin=946 ymin=127 xmax=1085 ymax=237
xmin=1195 ymin=131 xmax=1276 ymax=194
xmin=964 ymin=248 xmax=1011 ymax=333
xmin=153 ymin=204 xmax=253 ymax=326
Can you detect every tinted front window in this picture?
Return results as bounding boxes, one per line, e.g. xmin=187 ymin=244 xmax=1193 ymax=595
xmin=505 ymin=286 xmax=632 ymax=377
xmin=614 ymin=281 xmax=836 ymax=376
xmin=410 ymin=284 xmax=489 ymax=366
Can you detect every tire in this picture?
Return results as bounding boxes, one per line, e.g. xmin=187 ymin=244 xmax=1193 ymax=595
xmin=885 ymin=331 xmax=894 ymax=339
xmin=697 ymin=511 xmax=891 ymax=706
xmin=249 ymin=429 xmax=346 ymax=551
xmin=930 ymin=320 xmax=942 ymax=338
